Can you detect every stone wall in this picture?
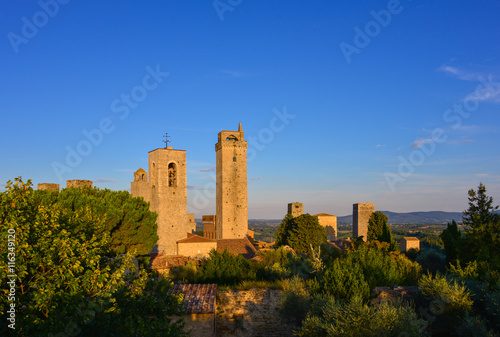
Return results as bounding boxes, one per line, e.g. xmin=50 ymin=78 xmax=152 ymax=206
xmin=316 ymin=214 xmax=337 ymax=241
xmin=37 ymin=183 xmax=59 ymax=192
xmin=178 ymin=241 xmax=217 ymax=258
xmin=66 ymin=180 xmax=93 ymax=189
xmin=216 ymin=288 xmax=295 ymax=337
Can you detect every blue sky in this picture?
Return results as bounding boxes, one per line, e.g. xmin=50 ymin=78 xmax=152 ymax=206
xmin=2 ymin=0 xmax=499 ymax=218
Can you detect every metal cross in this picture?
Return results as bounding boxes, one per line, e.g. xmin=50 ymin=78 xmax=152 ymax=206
xmin=163 ymin=133 xmax=171 ymax=148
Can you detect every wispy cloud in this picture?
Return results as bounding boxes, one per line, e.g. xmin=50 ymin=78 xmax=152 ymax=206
xmin=439 ymin=65 xmax=500 ymax=103
xmin=200 ymin=166 xmax=216 ymax=172
xmin=447 ymin=139 xmax=474 ymax=145
xmin=411 ymin=138 xmax=434 ymax=149
xmin=464 ymin=85 xmax=500 ymax=103
xmin=376 ymin=144 xmax=386 ymax=148
xmin=438 ymin=66 xmax=481 ymax=81
xmin=94 ymin=178 xmax=118 ymax=183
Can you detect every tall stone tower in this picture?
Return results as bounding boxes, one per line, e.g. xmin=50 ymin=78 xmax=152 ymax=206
xmin=131 ymin=143 xmax=191 ymax=255
xmin=148 ymin=147 xmax=188 ymax=254
xmin=353 ymin=203 xmax=374 ymax=242
xmin=288 ymin=202 xmax=303 ymax=217
xmin=215 ymin=123 xmax=248 ymax=239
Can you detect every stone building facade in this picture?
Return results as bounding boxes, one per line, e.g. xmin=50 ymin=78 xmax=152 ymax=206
xmin=314 ymin=213 xmax=337 ymax=241
xmin=203 ymin=215 xmax=216 ymax=239
xmin=131 ymin=146 xmax=193 ymax=255
xmin=215 ymin=123 xmax=248 ymax=240
xmin=353 ymin=203 xmax=375 ymax=242
xmin=400 ymin=237 xmax=420 ymax=252
xmin=287 ymin=202 xmax=303 ymax=217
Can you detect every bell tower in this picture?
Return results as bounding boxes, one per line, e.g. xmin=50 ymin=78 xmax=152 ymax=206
xmin=215 ymin=123 xmax=248 ymax=239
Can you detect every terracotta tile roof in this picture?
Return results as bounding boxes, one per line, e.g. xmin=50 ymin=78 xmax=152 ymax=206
xmin=177 ymin=234 xmax=216 ymax=244
xmin=313 ymin=213 xmax=335 ymax=217
xmin=169 ymin=284 xmax=217 ymax=314
xmin=216 ymin=238 xmax=257 ymax=259
xmin=402 ymin=237 xmax=420 ymax=241
xmin=149 ymin=254 xmax=189 ymax=269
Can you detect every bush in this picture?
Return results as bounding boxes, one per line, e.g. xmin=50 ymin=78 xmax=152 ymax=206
xmin=315 ymin=258 xmax=371 ymax=303
xmin=169 ymin=260 xmax=198 ymax=283
xmin=196 ymin=249 xmax=255 ymax=286
xmin=278 ymin=276 xmax=311 ymax=326
xmin=297 ymin=295 xmax=428 ymax=337
xmin=253 ymin=247 xmax=315 ymax=281
xmin=455 ymin=312 xmax=499 ymax=337
xmin=416 ymin=248 xmax=446 ymax=274
xmin=417 ymin=273 xmax=473 ymax=334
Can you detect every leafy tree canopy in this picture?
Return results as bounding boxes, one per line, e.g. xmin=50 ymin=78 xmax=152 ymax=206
xmin=275 ymin=214 xmax=327 ymax=254
xmin=36 ymin=184 xmax=158 ymax=256
xmin=0 ymin=178 xmax=185 ymax=336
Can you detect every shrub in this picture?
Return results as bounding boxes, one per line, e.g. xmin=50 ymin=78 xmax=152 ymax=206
xmin=297 ymin=295 xmax=428 ymax=337
xmin=416 ymin=248 xmax=446 ymax=274
xmin=455 ymin=312 xmax=499 ymax=337
xmin=278 ymin=276 xmax=311 ymax=326
xmin=196 ymin=249 xmax=255 ymax=286
xmin=417 ymin=273 xmax=473 ymax=334
xmin=315 ymin=258 xmax=371 ymax=303
xmin=169 ymin=260 xmax=198 ymax=283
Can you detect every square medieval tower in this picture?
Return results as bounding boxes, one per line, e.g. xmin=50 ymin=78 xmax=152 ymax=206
xmin=148 ymin=147 xmax=188 ymax=255
xmin=353 ymin=203 xmax=375 ymax=242
xmin=215 ymin=123 xmax=248 ymax=239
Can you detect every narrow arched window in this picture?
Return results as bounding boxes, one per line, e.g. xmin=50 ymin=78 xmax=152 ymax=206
xmin=168 ymin=162 xmax=177 ymax=187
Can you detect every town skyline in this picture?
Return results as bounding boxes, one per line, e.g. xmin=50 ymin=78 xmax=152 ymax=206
xmin=2 ymin=1 xmax=499 ymax=218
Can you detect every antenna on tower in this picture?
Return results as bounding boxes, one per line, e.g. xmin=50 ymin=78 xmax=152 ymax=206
xmin=163 ymin=133 xmax=171 ymax=148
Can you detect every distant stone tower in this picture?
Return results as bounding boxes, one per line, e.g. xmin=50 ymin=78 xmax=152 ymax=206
xmin=131 ymin=140 xmax=192 ymax=255
xmin=353 ymin=203 xmax=375 ymax=242
xmin=66 ymin=180 xmax=93 ymax=189
xmin=215 ymin=123 xmax=248 ymax=239
xmin=38 ymin=183 xmax=59 ymax=192
xmin=288 ymin=202 xmax=303 ymax=217
xmin=131 ymin=168 xmax=150 ymax=203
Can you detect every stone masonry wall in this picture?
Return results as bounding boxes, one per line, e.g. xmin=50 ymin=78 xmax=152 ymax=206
xmin=66 ymin=180 xmax=93 ymax=189
xmin=216 ymin=288 xmax=295 ymax=337
xmin=37 ymin=183 xmax=59 ymax=192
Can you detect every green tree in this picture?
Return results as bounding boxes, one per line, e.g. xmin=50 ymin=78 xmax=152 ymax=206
xmin=367 ymin=211 xmax=387 ymax=241
xmin=0 ymin=177 xmax=185 ymax=336
xmin=440 ymin=220 xmax=462 ymax=265
xmin=38 ymin=185 xmax=158 ymax=256
xmin=460 ymin=183 xmax=500 ymax=268
xmin=275 ymin=214 xmax=326 ymax=254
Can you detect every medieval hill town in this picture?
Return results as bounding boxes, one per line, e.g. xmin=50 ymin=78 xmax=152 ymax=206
xmin=3 ymin=123 xmax=499 ymax=336
xmin=3 ymin=2 xmax=500 ymax=337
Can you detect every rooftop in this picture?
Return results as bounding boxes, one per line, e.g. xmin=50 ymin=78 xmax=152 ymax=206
xmin=217 ymin=238 xmax=257 ymax=259
xmin=169 ymin=284 xmax=217 ymax=314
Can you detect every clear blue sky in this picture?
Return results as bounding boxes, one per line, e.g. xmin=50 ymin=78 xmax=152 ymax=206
xmin=2 ymin=0 xmax=499 ymax=218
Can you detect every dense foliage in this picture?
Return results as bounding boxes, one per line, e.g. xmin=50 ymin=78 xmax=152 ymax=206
xmin=36 ymin=185 xmax=158 ymax=256
xmin=314 ymin=242 xmax=421 ymax=302
xmin=0 ymin=178 xmax=184 ymax=336
xmin=275 ymin=213 xmax=327 ymax=254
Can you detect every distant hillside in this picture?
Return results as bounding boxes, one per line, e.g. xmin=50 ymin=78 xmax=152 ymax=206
xmin=336 ymin=211 xmax=464 ymax=225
